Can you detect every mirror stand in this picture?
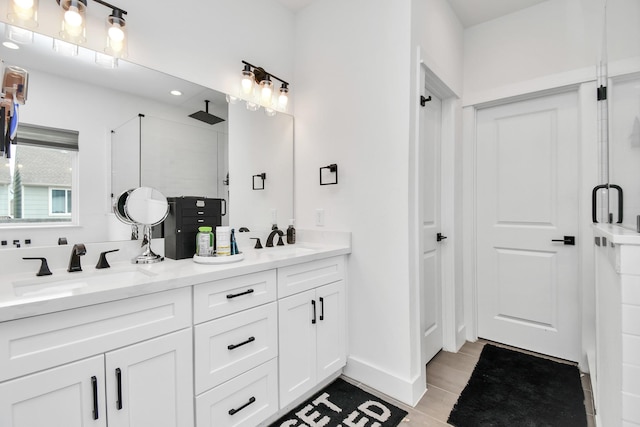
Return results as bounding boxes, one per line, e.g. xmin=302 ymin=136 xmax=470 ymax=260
xmin=133 ymin=225 xmax=164 ymax=264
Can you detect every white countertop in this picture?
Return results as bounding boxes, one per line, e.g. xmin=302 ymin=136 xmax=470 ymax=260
xmin=0 ymin=238 xmax=351 ymax=322
xmin=593 ymin=224 xmax=640 ymax=245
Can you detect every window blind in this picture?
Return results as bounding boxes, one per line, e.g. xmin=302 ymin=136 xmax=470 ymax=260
xmin=16 ymin=122 xmax=79 ymax=151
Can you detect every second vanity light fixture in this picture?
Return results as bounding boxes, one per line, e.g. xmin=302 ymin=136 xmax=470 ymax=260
xmin=7 ymin=0 xmax=128 ymax=59
xmin=235 ymin=60 xmax=290 ymax=115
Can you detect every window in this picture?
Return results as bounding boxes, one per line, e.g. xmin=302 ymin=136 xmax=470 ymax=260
xmin=50 ymin=188 xmax=72 ymax=215
xmin=0 ymin=123 xmax=78 ymax=224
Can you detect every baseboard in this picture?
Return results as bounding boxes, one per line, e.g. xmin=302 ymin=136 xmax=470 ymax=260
xmin=587 ymin=349 xmax=598 ymax=418
xmin=343 ymin=355 xmax=426 ymax=407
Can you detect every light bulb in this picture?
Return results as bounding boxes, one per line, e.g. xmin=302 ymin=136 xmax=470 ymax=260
xmin=64 ymin=8 xmax=82 ymax=29
xmin=260 ymin=77 xmax=273 ymax=104
xmin=105 ymin=12 xmax=127 ymax=58
xmin=59 ymin=0 xmax=86 ymax=43
xmin=108 ymin=25 xmax=125 ymax=42
xmin=241 ymin=70 xmax=254 ymax=95
xmin=9 ymin=0 xmax=38 ymax=27
xmin=278 ymin=85 xmax=289 ymax=110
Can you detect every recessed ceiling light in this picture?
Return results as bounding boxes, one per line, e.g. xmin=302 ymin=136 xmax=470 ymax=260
xmin=2 ymin=41 xmax=19 ymax=50
xmin=170 ymin=90 xmax=182 ymax=96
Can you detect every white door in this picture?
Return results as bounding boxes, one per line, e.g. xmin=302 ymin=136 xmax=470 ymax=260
xmin=0 ymin=355 xmax=106 ymax=427
xmin=278 ymin=288 xmax=317 ymax=407
xmin=420 ymin=82 xmax=443 ymax=364
xmin=105 ymin=329 xmax=194 ymax=427
xmin=476 ymin=90 xmax=580 ymax=362
xmin=316 ymin=281 xmax=346 ymax=382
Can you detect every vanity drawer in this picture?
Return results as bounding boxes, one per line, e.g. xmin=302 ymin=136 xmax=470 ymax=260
xmin=193 ymin=270 xmax=276 ymax=323
xmin=277 ymin=256 xmax=345 ymax=298
xmin=194 ymin=302 xmax=278 ymax=394
xmin=0 ymin=287 xmax=191 ymax=382
xmin=195 ymin=358 xmax=278 ymax=427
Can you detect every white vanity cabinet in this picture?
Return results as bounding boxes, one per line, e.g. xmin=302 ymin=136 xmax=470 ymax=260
xmin=0 ymin=355 xmax=107 ymax=427
xmin=0 ymin=288 xmax=194 ymax=427
xmin=194 ymin=270 xmax=280 ymax=427
xmin=277 ymin=257 xmax=346 ymax=408
xmin=594 ymin=230 xmax=640 ymax=426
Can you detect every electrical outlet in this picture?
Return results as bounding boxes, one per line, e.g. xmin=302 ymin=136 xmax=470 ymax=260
xmin=315 ymin=208 xmax=325 ymax=227
xmin=271 ymin=209 xmax=277 ymax=225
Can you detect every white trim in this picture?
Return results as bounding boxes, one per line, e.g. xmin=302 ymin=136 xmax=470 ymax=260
xmin=343 ymin=355 xmax=425 ymax=406
xmin=416 ymin=48 xmax=460 ymax=355
xmin=463 ymin=66 xmax=596 ymax=108
xmin=462 ymin=105 xmax=478 ymax=342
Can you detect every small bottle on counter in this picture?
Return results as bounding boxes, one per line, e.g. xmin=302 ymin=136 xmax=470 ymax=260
xmin=216 ymin=226 xmax=231 ymax=256
xmin=287 ymin=219 xmax=296 ymax=244
xmin=230 ymin=228 xmax=239 ymax=255
xmin=196 ymin=226 xmax=214 ymax=256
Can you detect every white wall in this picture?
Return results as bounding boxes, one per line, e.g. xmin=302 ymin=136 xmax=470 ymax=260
xmin=293 ymin=0 xmax=463 ymax=405
xmin=463 ymin=0 xmax=640 ymax=100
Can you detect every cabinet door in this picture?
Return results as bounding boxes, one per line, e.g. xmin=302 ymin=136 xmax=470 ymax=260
xmin=105 ymin=329 xmax=194 ymax=427
xmin=278 ymin=289 xmax=317 ymax=407
xmin=0 ymin=355 xmax=106 ymax=427
xmin=316 ymin=280 xmax=346 ymax=382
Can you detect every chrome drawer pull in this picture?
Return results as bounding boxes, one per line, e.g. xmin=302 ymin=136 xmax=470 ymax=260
xmin=227 ymin=336 xmax=255 ymax=350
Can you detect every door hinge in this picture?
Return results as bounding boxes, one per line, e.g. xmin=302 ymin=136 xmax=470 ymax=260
xmin=597 ymin=85 xmax=607 ymax=101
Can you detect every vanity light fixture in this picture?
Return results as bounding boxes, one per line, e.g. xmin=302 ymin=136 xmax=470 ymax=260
xmin=7 ymin=0 xmax=39 ymax=29
xmin=237 ymin=60 xmax=290 ymax=114
xmin=8 ymin=0 xmax=127 ymax=54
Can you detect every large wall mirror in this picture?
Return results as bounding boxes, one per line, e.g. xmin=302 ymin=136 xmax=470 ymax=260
xmin=0 ymin=22 xmax=294 ymax=246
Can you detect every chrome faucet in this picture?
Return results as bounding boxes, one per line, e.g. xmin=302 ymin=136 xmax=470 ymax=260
xmin=68 ymin=243 xmax=86 ymax=272
xmin=266 ymin=229 xmax=285 ymax=247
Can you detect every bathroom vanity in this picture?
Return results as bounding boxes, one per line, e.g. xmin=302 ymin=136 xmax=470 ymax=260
xmin=593 ymin=225 xmax=640 ymax=426
xmin=0 ymin=233 xmax=350 ymax=427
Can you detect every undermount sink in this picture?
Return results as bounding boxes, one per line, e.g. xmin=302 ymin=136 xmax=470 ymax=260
xmin=13 ymin=267 xmax=158 ymax=297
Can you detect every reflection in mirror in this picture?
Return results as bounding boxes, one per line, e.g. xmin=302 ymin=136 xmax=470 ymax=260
xmin=0 ymin=22 xmax=294 ymax=248
xmin=124 ymin=187 xmax=169 ymax=226
xmin=1 ymin=123 xmax=78 ymax=224
xmin=111 ymin=114 xmax=228 ymax=208
xmin=229 ymin=102 xmax=294 ymax=231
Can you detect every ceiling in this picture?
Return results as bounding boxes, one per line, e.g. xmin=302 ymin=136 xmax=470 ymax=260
xmin=275 ymin=0 xmax=550 ymax=28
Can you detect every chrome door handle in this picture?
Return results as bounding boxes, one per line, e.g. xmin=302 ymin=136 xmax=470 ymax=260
xmin=551 ymin=236 xmax=575 ymax=245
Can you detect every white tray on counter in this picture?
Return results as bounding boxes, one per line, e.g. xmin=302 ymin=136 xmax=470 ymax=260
xmin=193 ymin=252 xmax=244 ymax=264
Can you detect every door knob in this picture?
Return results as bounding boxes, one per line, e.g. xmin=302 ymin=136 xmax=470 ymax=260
xmin=437 ymin=233 xmax=447 ymax=242
xmin=551 ymin=236 xmax=575 ymax=245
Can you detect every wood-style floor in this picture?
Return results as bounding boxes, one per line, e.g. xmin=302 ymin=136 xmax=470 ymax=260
xmin=345 ymin=339 xmax=596 ymax=426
